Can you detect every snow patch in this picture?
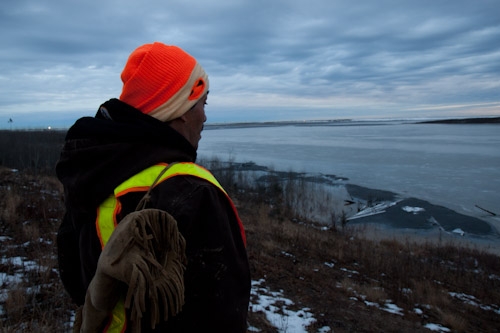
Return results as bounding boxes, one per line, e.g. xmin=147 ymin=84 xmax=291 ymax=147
xmin=402 ymin=206 xmax=425 ymax=214
xmin=250 ymin=279 xmax=316 ymax=332
xmin=424 ymin=323 xmax=451 ymax=332
xmin=364 ymin=299 xmax=404 ymax=316
xmin=324 ymin=261 xmax=335 ymax=268
xmin=449 ymin=292 xmax=500 ymax=314
xmin=348 ymin=201 xmax=399 ymax=220
xmin=452 ymin=228 xmax=465 ymax=236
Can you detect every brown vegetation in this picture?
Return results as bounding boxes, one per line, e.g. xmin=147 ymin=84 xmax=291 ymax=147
xmin=233 ymin=186 xmax=500 ymax=332
xmin=0 ymin=130 xmax=65 ymax=175
xmin=0 ymin=167 xmax=72 ymax=332
xmin=1 ymin=131 xmax=499 ymax=332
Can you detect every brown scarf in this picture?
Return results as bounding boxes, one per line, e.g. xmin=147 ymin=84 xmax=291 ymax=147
xmin=74 ymin=208 xmax=186 ymax=332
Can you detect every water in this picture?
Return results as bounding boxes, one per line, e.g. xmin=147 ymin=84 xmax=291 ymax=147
xmin=198 ymin=121 xmax=500 ymax=230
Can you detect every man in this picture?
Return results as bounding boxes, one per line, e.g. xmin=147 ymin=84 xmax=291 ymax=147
xmin=56 ymin=42 xmax=251 ymax=332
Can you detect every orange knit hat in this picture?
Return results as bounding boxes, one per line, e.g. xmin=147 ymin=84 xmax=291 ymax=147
xmin=119 ymin=42 xmax=209 ymax=122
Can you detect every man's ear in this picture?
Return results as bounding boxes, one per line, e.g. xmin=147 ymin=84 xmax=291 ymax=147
xmin=175 ymin=112 xmax=189 ymax=123
xmin=167 ymin=116 xmax=186 ymax=134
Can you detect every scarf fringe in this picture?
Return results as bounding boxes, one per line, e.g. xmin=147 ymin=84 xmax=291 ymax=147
xmin=114 ymin=209 xmax=187 ymax=331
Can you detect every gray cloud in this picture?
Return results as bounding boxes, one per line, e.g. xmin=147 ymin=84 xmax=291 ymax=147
xmin=1 ymin=0 xmax=499 ymax=127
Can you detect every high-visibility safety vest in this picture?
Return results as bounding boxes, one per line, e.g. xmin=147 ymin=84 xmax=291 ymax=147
xmin=94 ymin=162 xmax=246 ymax=333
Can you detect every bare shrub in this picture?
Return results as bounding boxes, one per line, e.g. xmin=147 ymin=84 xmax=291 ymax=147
xmin=439 ymin=309 xmax=469 ymax=332
xmin=1 ymin=191 xmax=21 ymax=228
xmin=4 ymin=287 xmax=27 ymax=324
xmin=361 ymin=284 xmax=388 ymax=304
xmin=22 ymin=223 xmax=40 ymax=243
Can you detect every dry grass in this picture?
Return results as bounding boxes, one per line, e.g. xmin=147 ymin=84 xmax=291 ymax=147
xmin=238 ymin=197 xmax=500 ymax=332
xmin=1 ymin=153 xmax=499 ymax=331
xmin=0 ymin=169 xmax=74 ymax=332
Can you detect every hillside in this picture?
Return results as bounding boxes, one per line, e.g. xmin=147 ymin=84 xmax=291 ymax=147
xmin=1 ymin=167 xmax=499 ymax=332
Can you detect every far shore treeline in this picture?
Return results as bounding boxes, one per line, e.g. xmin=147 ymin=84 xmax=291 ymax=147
xmin=0 ymin=129 xmax=66 ymax=175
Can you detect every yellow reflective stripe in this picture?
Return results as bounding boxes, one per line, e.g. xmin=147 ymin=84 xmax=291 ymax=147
xmin=114 ymin=162 xmax=226 ymax=197
xmin=114 ymin=164 xmax=168 ymax=196
xmin=103 ymin=296 xmax=127 ymax=333
xmin=161 ymin=162 xmax=226 ymax=194
xmin=96 ymin=195 xmax=120 ymax=248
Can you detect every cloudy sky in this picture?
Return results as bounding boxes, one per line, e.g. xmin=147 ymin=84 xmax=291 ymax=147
xmin=1 ymin=0 xmax=499 ymax=128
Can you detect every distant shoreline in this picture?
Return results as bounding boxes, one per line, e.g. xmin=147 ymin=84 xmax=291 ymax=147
xmin=204 ymin=118 xmax=354 ymax=130
xmin=203 ymin=116 xmax=500 ymax=130
xmin=416 ymin=116 xmax=500 ymax=124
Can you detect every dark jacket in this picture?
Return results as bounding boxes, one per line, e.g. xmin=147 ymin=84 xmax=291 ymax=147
xmin=56 ymin=99 xmax=251 ymax=332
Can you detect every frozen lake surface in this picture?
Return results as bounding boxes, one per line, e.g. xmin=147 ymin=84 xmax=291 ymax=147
xmin=198 ymin=121 xmax=500 ymax=231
